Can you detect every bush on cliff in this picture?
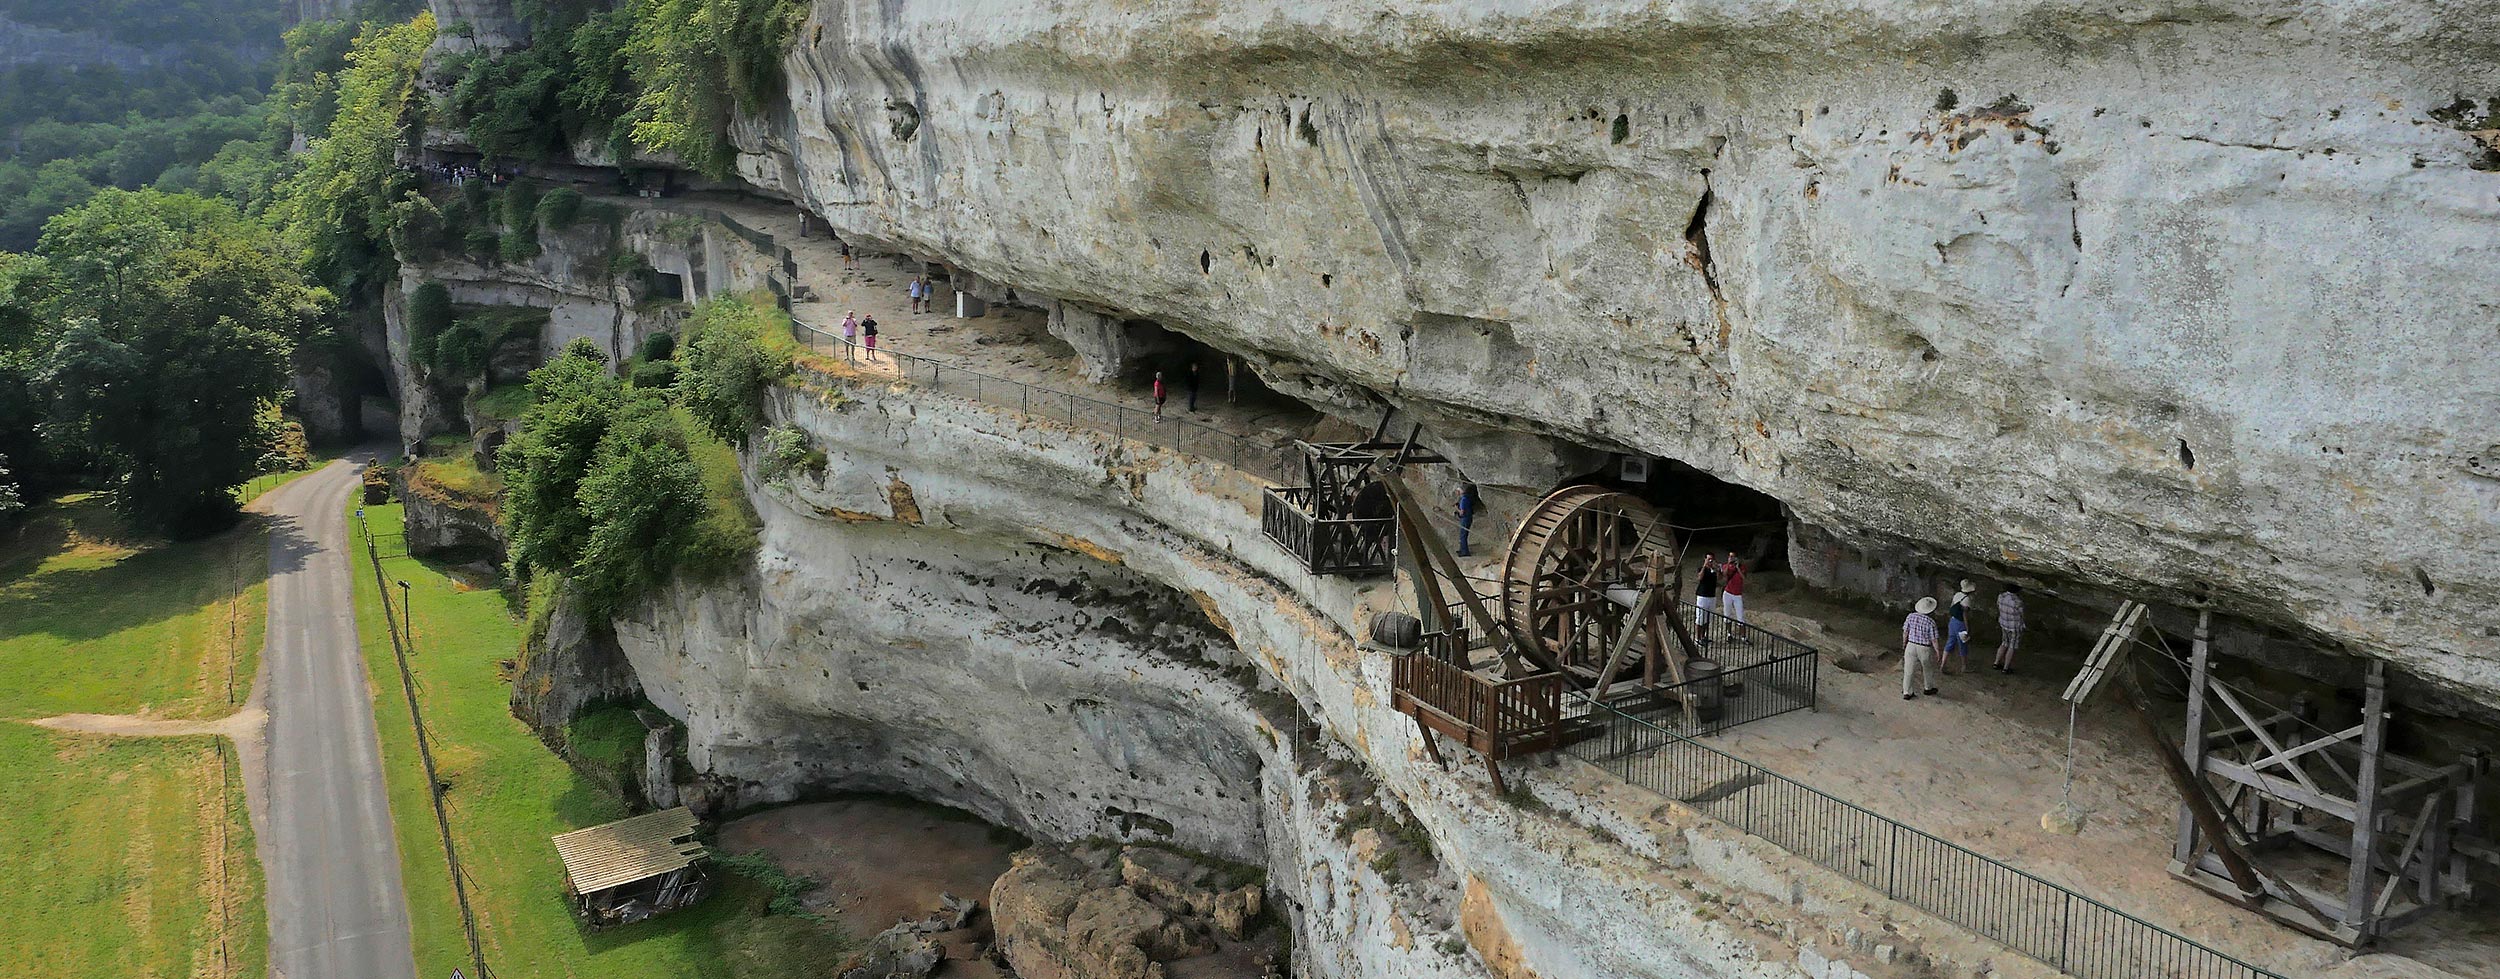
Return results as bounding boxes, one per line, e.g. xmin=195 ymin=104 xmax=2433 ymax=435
xmin=501 ymin=338 xmax=749 ymax=616
xmin=624 ymin=0 xmax=807 ymax=176
xmin=675 ymin=292 xmax=793 ymax=446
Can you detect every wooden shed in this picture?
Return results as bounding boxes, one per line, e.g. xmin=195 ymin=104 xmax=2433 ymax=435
xmin=552 ymin=807 xmax=710 ymax=927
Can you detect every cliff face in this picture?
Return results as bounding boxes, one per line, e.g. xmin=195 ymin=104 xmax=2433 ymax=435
xmin=712 ymin=0 xmax=2500 ymax=706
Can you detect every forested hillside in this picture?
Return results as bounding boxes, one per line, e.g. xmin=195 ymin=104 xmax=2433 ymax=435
xmin=0 ymin=0 xmax=390 ymax=248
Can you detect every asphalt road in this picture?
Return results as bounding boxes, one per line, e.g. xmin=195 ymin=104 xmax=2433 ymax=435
xmin=255 ymin=458 xmax=417 ymax=979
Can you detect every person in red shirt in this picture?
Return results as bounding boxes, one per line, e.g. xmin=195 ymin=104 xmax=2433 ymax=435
xmin=1719 ymin=552 xmax=1750 ymax=644
xmin=1151 ymin=371 xmax=1167 ymax=418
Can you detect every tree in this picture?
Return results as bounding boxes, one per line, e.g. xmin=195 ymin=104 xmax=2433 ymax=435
xmin=32 ymin=189 xmax=326 ymax=534
xmin=0 ymin=452 xmax=20 ymax=522
xmin=572 ymin=396 xmax=709 ymax=613
xmin=275 ymin=13 xmax=434 ymax=298
xmin=675 ymin=293 xmax=792 ymax=446
xmin=501 ymin=338 xmax=625 ymax=575
xmin=625 ymin=0 xmax=804 ymax=176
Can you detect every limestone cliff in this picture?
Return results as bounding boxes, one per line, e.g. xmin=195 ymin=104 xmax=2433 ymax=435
xmin=710 ymin=0 xmax=2500 ymax=708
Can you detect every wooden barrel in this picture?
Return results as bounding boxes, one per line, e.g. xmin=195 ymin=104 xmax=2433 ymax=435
xmin=1368 ymin=612 xmax=1424 ymax=650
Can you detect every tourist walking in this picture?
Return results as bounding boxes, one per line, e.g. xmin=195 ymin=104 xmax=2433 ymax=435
xmin=1719 ymin=552 xmax=1749 ymax=643
xmin=1225 ymin=358 xmax=1238 ymax=403
xmin=1903 ymin=596 xmax=1942 ymax=699
xmin=1152 ymin=371 xmax=1168 ymax=418
xmin=1942 ymin=579 xmax=1974 ymax=673
xmin=1694 ymin=556 xmax=1722 ymax=643
xmin=1185 ymin=361 xmax=1202 ymax=411
xmin=841 ymin=311 xmax=860 ymax=359
xmin=861 ymin=315 xmax=880 ymax=361
xmin=907 ymin=275 xmax=928 ymax=314
xmin=1455 ymin=482 xmax=1482 ymax=556
xmin=839 ymin=239 xmax=856 ymax=268
xmin=1993 ymin=584 xmax=2026 ymax=674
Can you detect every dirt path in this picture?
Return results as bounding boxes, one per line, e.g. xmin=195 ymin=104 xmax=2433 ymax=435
xmin=31 ymin=708 xmax=264 ymax=739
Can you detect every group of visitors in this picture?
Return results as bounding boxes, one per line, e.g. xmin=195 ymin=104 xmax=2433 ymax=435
xmin=1692 ymin=553 xmax=1753 ymax=642
xmin=1149 ymin=361 xmax=1207 ymax=418
xmin=409 ymin=161 xmax=516 ymax=187
xmin=906 ymin=274 xmax=935 ymax=314
xmin=1899 ymin=580 xmax=2026 ymax=699
xmin=838 ymin=309 xmax=881 ymax=361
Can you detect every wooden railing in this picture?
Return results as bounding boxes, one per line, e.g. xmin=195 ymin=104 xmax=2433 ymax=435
xmin=1392 ymin=653 xmax=1568 ymax=759
xmin=1260 ymin=485 xmax=1396 ymax=576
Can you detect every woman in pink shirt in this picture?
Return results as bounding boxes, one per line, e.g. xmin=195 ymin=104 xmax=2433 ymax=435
xmin=1719 ymin=552 xmax=1749 ymax=643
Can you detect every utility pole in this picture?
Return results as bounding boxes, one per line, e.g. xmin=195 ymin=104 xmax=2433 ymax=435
xmin=396 ymin=580 xmax=413 ymax=649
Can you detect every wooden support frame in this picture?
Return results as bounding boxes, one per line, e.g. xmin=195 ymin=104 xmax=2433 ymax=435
xmin=2160 ymin=623 xmax=2478 ymax=947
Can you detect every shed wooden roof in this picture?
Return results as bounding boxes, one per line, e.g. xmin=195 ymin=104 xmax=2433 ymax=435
xmin=551 ymin=807 xmax=706 ymax=894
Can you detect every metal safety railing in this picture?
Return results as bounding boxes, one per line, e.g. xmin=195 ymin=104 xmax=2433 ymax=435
xmin=788 ymin=320 xmax=1296 ymax=482
xmin=1575 ymin=696 xmax=2287 ymax=979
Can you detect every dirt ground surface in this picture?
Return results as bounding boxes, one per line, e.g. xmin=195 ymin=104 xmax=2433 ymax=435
xmin=719 ymin=799 xmax=1024 ymax=978
xmin=1680 ymin=577 xmax=2496 ymax=979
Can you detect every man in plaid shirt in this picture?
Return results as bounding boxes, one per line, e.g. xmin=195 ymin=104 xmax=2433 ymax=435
xmin=1993 ymin=584 xmax=2026 ymax=674
xmin=1903 ymin=596 xmax=1942 ymax=699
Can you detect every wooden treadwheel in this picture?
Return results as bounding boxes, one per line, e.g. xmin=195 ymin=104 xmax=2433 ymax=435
xmin=1497 ymin=485 xmax=1674 ymax=680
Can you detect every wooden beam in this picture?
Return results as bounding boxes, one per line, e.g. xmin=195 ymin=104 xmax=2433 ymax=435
xmin=2241 ymin=723 xmax=2367 ymax=775
xmin=2175 ymin=608 xmax=2215 ymax=866
xmin=2205 ymin=759 xmax=2359 ymax=819
xmin=1381 ymin=476 xmax=1564 ymax=678
xmin=2130 ymin=670 xmax=2267 ymax=898
xmin=2211 ymin=682 xmax=2324 ymax=795
xmin=2345 ymin=661 xmax=2389 ymax=935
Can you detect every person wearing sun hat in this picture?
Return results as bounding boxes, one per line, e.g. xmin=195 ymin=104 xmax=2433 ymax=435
xmin=1902 ymin=595 xmax=1943 ymax=699
xmin=1942 ymin=579 xmax=1976 ymax=673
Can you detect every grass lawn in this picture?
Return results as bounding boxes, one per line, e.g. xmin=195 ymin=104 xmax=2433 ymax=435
xmin=0 ymin=493 xmax=268 ymax=979
xmin=348 ymin=499 xmax=852 ymax=979
xmin=408 ymin=439 xmax=503 ymax=513
xmin=0 ymin=493 xmax=267 ymax=721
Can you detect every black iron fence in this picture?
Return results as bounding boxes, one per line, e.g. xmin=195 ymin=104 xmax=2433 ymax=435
xmin=788 ymin=321 xmax=1294 ymax=481
xmin=1576 ymin=697 xmax=2285 ymax=979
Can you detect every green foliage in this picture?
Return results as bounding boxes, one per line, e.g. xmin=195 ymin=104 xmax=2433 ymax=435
xmin=625 ymin=0 xmax=807 ymax=176
xmin=757 ymin=425 xmax=823 ymax=481
xmin=712 ymin=852 xmax=828 ymax=922
xmin=627 ymin=358 xmax=678 ymax=389
xmin=431 ymin=319 xmax=492 ymax=384
xmin=572 ymin=396 xmax=710 ymax=613
xmin=638 ymin=330 xmax=677 ymax=362
xmin=497 ymin=182 xmax=543 ymax=261
xmin=500 ymin=339 xmax=729 ymax=617
xmin=675 ymin=293 xmax=794 ymax=446
xmin=29 ymin=189 xmax=326 ymax=534
xmin=501 ymin=340 xmax=623 ymax=576
xmin=536 ymin=186 xmax=585 ymax=230
xmin=425 ymin=304 xmax=549 ymax=386
xmin=406 ymin=281 xmax=454 ymax=355
xmin=441 ymin=5 xmax=640 ymax=162
xmin=276 ymin=13 xmax=434 ymax=298
xmin=0 ymin=452 xmax=19 ymax=521
xmin=472 ymin=383 xmax=535 ymax=421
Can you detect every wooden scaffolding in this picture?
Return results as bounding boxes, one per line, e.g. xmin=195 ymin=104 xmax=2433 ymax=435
xmin=1259 ymin=416 xmax=1447 ymax=576
xmin=2157 ymin=611 xmax=2482 ymax=946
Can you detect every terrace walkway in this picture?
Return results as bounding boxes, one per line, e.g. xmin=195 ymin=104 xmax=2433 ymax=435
xmin=656 ymin=191 xmax=2490 ymax=979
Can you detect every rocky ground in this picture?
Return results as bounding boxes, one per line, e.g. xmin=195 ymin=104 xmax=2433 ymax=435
xmin=717 ymin=799 xmax=1285 ymax=978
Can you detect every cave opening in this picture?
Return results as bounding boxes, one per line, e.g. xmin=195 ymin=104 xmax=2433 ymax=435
xmin=1110 ymin=320 xmax=1314 ymax=424
xmin=1557 ymin=454 xmax=1789 ymax=570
